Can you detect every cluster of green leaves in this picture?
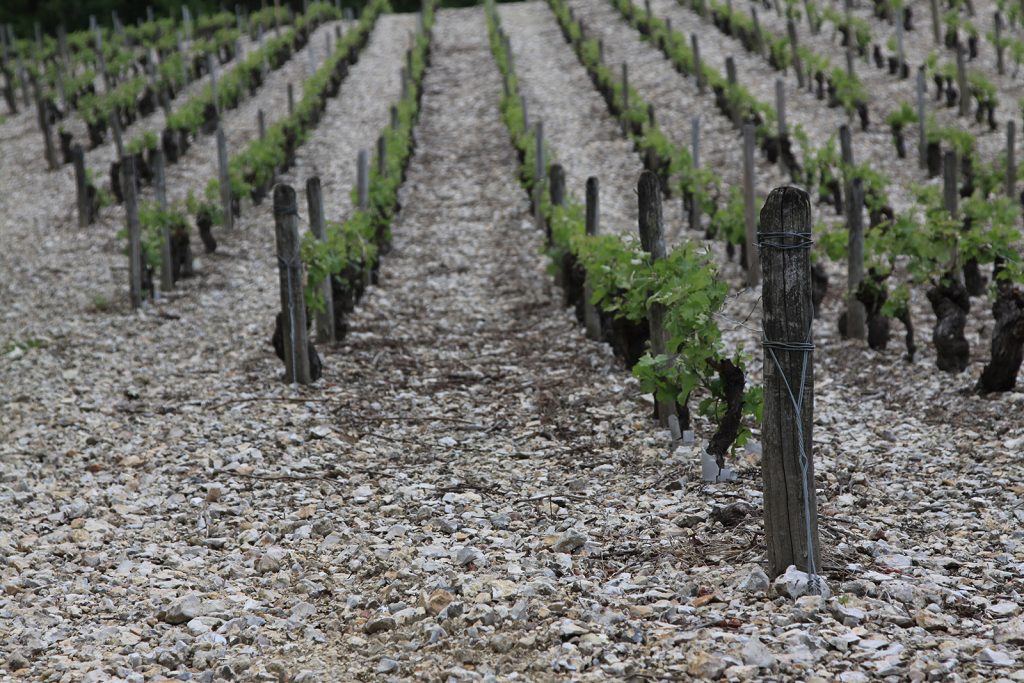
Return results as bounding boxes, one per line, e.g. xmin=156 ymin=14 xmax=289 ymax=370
xmin=925 ymin=116 xmax=975 ymax=157
xmin=249 ymin=6 xmax=293 ymax=33
xmin=77 ymin=74 xmax=147 ymax=125
xmin=125 ymin=130 xmax=158 ymax=155
xmin=131 ymin=201 xmax=189 ymax=271
xmin=493 ymin=0 xmax=761 ymax=453
xmin=885 ymin=101 xmax=918 ymax=129
xmin=821 ymin=6 xmax=872 ymax=51
xmin=302 ymin=0 xmax=434 ymax=313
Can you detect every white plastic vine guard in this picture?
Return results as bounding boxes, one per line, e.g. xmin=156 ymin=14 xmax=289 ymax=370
xmin=701 ymin=447 xmax=737 ymax=482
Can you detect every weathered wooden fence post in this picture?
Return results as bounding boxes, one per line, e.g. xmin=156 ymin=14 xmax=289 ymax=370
xmin=726 ymin=56 xmax=740 ymax=125
xmin=34 ymin=82 xmax=58 ymax=171
xmin=956 ymin=42 xmax=969 ymax=118
xmin=847 ymin=176 xmax=866 ymax=340
xmin=258 ymin=109 xmax=266 ymax=140
xmin=995 ymin=12 xmax=1005 ymax=75
xmin=306 ymin=176 xmax=335 ymax=343
xmin=154 ymin=148 xmax=174 ymax=293
xmin=1007 ymin=120 xmax=1016 ymax=199
xmin=758 ymin=185 xmax=822 ymax=581
xmin=216 ymin=126 xmax=234 ymax=231
xmin=638 ymin=171 xmax=673 ymax=427
xmin=916 ymin=67 xmax=926 ymax=170
xmin=357 ymin=149 xmax=369 ymax=210
xmin=549 ymin=163 xmax=566 ymax=285
xmin=928 ymin=0 xmax=941 ymax=44
xmin=273 ymin=184 xmax=313 ymax=384
xmin=692 ymin=34 xmax=705 ymax=94
xmin=895 ymin=5 xmax=905 ymax=75
xmin=533 ymin=120 xmax=544 ymax=231
xmin=123 ymin=156 xmax=144 ymax=309
xmin=287 ymin=82 xmax=294 ymax=116
xmin=377 ymin=135 xmax=387 ymax=177
xmin=742 ymin=122 xmax=760 ymax=285
xmin=73 ymin=145 xmax=90 ymax=228
xmin=787 ymin=18 xmax=804 ymax=88
xmin=621 ymin=63 xmax=629 ymax=112
xmin=583 ymin=176 xmax=602 ymax=341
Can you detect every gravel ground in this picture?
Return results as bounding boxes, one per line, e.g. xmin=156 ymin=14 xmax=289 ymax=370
xmin=499 ymin=1 xmax=643 ymax=237
xmin=2 ymin=4 xmax=1024 ymax=683
xmin=281 ymin=14 xmax=418 ymax=222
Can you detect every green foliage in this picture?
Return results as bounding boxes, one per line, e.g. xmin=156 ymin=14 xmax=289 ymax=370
xmin=885 ymin=101 xmax=918 ymax=129
xmin=126 ymin=130 xmax=158 ymax=155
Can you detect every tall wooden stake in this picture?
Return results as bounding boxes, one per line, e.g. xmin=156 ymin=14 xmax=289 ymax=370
xmin=1007 ymin=120 xmax=1016 ymax=199
xmin=216 ymin=126 xmax=233 ymax=231
xmin=917 ymin=67 xmax=926 ymax=170
xmin=583 ymin=177 xmax=602 ymax=341
xmin=758 ymin=185 xmax=821 ymax=580
xmin=155 ymin=149 xmax=174 ymax=292
xmin=306 ymin=176 xmax=335 ymax=343
xmin=123 ymin=156 xmax=144 ymax=309
xmin=273 ymin=184 xmax=313 ymax=384
xmin=73 ymin=145 xmax=89 ymax=228
xmin=637 ymin=171 xmax=673 ymax=427
xmin=742 ymin=123 xmax=760 ymax=285
xmin=847 ymin=176 xmax=866 ymax=340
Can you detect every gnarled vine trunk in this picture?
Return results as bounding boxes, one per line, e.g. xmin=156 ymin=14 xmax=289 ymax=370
xmin=927 ymin=279 xmax=970 ymax=372
xmin=977 ymin=286 xmax=1024 ymax=393
xmin=704 ymin=358 xmax=745 ymax=469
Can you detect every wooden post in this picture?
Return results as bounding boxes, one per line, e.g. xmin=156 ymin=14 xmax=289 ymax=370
xmin=776 ymin=79 xmax=787 ymax=176
xmin=390 ymin=104 xmax=399 ymax=130
xmin=357 ymin=149 xmax=369 ymax=210
xmin=34 ymin=83 xmax=58 ymax=171
xmin=916 ymin=67 xmax=926 ymax=170
xmin=929 ymin=0 xmax=941 ymax=44
xmin=621 ymin=63 xmax=629 ymax=112
xmin=742 ymin=123 xmax=760 ymax=285
xmin=996 ymin=12 xmax=1005 ymax=76
xmin=895 ymin=7 xmax=905 ymax=75
xmin=550 ymin=163 xmax=565 ymax=268
xmin=123 ymin=156 xmax=144 ymax=309
xmin=726 ymin=56 xmax=740 ymax=126
xmin=690 ymin=116 xmax=701 ymax=230
xmin=534 ymin=120 xmax=544 ymax=230
xmin=1007 ymin=120 xmax=1016 ymax=199
xmin=273 ymin=184 xmax=313 ymax=384
xmin=839 ymin=123 xmax=854 ymax=223
xmin=842 ymin=0 xmax=855 ymax=78
xmin=217 ymin=126 xmax=233 ymax=231
xmin=637 ymin=171 xmax=673 ymax=427
xmin=943 ymin=150 xmax=961 ymax=276
xmin=751 ymin=7 xmax=765 ymax=56
xmin=758 ymin=185 xmax=822 ymax=581
xmin=258 ymin=109 xmax=266 ymax=140
xmin=73 ymin=145 xmax=90 ymax=228
xmin=847 ymin=176 xmax=866 ymax=340
xmin=287 ymin=82 xmax=294 ymax=115
xmin=956 ymin=42 xmax=968 ymax=118
xmin=692 ymin=34 xmax=704 ymax=93
xmin=377 ymin=135 xmax=387 ymax=177
xmin=155 ymin=149 xmax=174 ymax=293
xmin=583 ymin=177 xmax=602 ymax=341
xmin=109 ymin=111 xmax=124 ymax=161
xmin=207 ymin=54 xmax=220 ymax=119
xmin=521 ymin=94 xmax=529 ymax=128
xmin=306 ymin=177 xmax=335 ymax=343
xmin=787 ymin=18 xmax=804 ymax=88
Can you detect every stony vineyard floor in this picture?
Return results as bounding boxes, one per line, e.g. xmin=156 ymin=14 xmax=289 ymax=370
xmin=2 ymin=3 xmax=1024 ymax=683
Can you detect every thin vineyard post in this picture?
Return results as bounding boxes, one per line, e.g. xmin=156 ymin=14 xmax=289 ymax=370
xmin=995 ymin=12 xmax=1005 ymax=75
xmin=637 ymin=171 xmax=673 ymax=427
xmin=843 ymin=0 xmax=855 ymax=77
xmin=776 ymin=79 xmax=787 ymax=177
xmin=258 ymin=109 xmax=266 ymax=140
xmin=272 ymin=184 xmax=313 ymax=384
xmin=155 ymin=149 xmax=174 ymax=292
xmin=692 ymin=34 xmax=705 ymax=93
xmin=847 ymin=177 xmax=866 ymax=340
xmin=943 ymin=150 xmax=961 ymax=276
xmin=1007 ymin=120 xmax=1016 ymax=199
xmin=217 ymin=126 xmax=233 ymax=231
xmin=621 ymin=63 xmax=629 ymax=112
xmin=742 ymin=123 xmax=760 ymax=285
xmin=839 ymin=123 xmax=854 ymax=223
xmin=109 ymin=111 xmax=125 ymax=161
xmin=726 ymin=57 xmax=740 ymax=126
xmin=929 ymin=0 xmax=941 ymax=44
xmin=287 ymin=82 xmax=294 ymax=116
xmin=123 ymin=156 xmax=144 ymax=309
xmin=787 ymin=18 xmax=804 ymax=88
xmin=751 ymin=7 xmax=765 ymax=56
xmin=534 ymin=120 xmax=544 ymax=232
xmin=73 ymin=145 xmax=90 ymax=228
xmin=357 ymin=149 xmax=369 ymax=210
xmin=34 ymin=81 xmax=58 ymax=171
xmin=956 ymin=42 xmax=968 ymax=117
xmin=895 ymin=4 xmax=905 ymax=75
xmin=306 ymin=177 xmax=335 ymax=343
xmin=916 ymin=67 xmax=926 ymax=170
xmin=583 ymin=177 xmax=602 ymax=341
xmin=759 ymin=185 xmax=822 ymax=581
xmin=377 ymin=135 xmax=387 ymax=178
xmin=689 ymin=116 xmax=701 ymax=231
xmin=390 ymin=105 xmax=399 ymax=131
xmin=549 ymin=163 xmax=565 ymax=281
xmin=208 ymin=54 xmax=220 ymax=119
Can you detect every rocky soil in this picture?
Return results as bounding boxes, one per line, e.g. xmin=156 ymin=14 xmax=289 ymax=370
xmin=1 ymin=3 xmax=1023 ymax=682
